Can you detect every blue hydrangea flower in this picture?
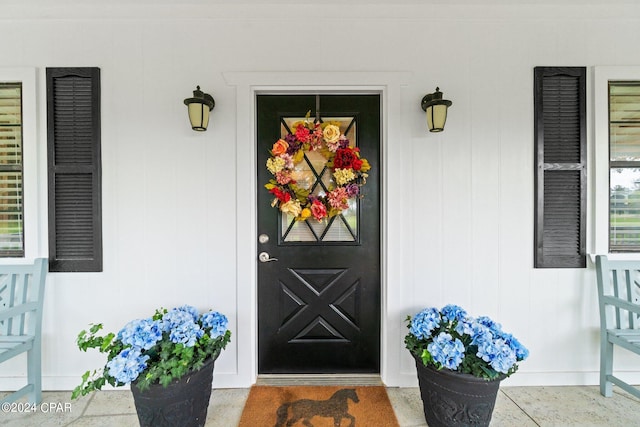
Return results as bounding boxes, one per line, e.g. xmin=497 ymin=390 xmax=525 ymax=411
xmin=410 ymin=307 xmax=441 ymax=340
xmin=490 ymin=342 xmax=518 ymax=373
xmin=169 ymin=319 xmax=204 ymax=347
xmin=427 ymin=332 xmax=465 ymax=370
xmin=408 ymin=305 xmax=528 ymax=378
xmin=454 ymin=317 xmax=475 ymax=337
xmin=106 ymin=348 xmax=149 ymax=384
xmin=476 ymin=316 xmax=503 ymax=334
xmin=201 ymin=311 xmax=228 ymax=339
xmin=500 ymin=332 xmax=530 ymax=361
xmin=440 ymin=304 xmax=467 ymax=323
xmin=178 ymin=305 xmax=200 ymax=321
xmin=160 ymin=308 xmax=198 ymax=333
xmin=470 ymin=323 xmax=493 ymax=346
xmin=476 ymin=337 xmax=518 ymax=374
xmin=489 ymin=340 xmax=517 ymax=373
xmin=117 ymin=318 xmax=162 ymax=350
xmin=476 ymin=331 xmax=497 ymax=361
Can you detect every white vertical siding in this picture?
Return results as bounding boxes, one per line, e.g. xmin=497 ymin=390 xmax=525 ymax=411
xmin=1 ymin=2 xmax=640 ymax=390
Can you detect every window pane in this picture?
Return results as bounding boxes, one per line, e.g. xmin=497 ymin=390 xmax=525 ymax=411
xmin=610 ymin=83 xmax=640 ymax=161
xmin=610 ymin=168 xmax=640 ymax=250
xmin=0 ymin=83 xmax=23 ymax=256
xmin=0 ymin=172 xmax=23 ymax=252
xmin=0 ymin=86 xmax=22 ymax=125
xmin=280 ymin=116 xmax=358 ymax=243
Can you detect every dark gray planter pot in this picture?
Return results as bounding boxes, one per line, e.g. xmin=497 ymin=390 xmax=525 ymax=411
xmin=131 ymin=357 xmax=215 ymax=427
xmin=413 ymin=355 xmax=503 ymax=427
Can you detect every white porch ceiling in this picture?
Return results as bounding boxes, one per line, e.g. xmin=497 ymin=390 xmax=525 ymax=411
xmin=4 ymin=0 xmax=639 ymax=4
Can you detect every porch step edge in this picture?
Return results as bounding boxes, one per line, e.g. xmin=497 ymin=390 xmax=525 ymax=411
xmin=256 ymin=374 xmax=383 ymax=386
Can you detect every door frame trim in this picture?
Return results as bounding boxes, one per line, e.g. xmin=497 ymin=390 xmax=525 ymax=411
xmin=222 ymin=71 xmax=411 ymax=387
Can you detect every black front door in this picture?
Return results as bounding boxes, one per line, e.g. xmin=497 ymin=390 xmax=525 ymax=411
xmin=256 ymin=94 xmax=381 ymax=374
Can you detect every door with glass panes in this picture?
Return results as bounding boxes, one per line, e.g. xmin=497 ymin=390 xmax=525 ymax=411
xmin=256 ymin=94 xmax=380 ymax=374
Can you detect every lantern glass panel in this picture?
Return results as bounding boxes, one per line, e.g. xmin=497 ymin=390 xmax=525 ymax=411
xmin=427 ymin=104 xmax=448 ymax=132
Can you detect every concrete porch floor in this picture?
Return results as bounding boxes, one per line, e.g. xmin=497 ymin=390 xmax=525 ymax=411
xmin=2 ymin=386 xmax=640 ymax=426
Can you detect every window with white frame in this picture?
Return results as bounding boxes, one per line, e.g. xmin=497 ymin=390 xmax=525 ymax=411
xmin=609 ymin=82 xmax=640 ymax=251
xmin=0 ymin=83 xmax=24 ymax=256
xmin=594 ymin=67 xmax=640 ymax=257
xmin=0 ymin=69 xmax=37 ymax=261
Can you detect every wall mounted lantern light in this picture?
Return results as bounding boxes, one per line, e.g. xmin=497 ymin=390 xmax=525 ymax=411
xmin=421 ymin=87 xmax=452 ymax=132
xmin=184 ymin=86 xmax=215 ymax=131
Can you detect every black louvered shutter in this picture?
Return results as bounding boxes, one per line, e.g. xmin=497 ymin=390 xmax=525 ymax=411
xmin=46 ymin=68 xmax=102 ymax=272
xmin=534 ymin=67 xmax=586 ymax=268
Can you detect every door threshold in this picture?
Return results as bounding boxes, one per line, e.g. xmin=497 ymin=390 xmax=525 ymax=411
xmin=256 ymin=374 xmax=383 ymax=386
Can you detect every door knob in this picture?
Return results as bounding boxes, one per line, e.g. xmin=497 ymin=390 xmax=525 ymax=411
xmin=258 ymin=252 xmax=278 ymax=263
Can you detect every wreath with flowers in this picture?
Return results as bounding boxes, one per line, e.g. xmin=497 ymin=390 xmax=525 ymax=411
xmin=264 ymin=113 xmax=371 ymax=222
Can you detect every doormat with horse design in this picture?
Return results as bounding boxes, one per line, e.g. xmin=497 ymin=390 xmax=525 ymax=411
xmin=238 ymin=385 xmax=400 ymax=427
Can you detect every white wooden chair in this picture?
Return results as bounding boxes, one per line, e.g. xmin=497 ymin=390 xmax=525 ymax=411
xmin=0 ymin=258 xmax=48 ymax=404
xmin=595 ymin=255 xmax=640 ymax=398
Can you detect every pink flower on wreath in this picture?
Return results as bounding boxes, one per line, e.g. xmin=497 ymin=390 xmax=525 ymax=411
xmin=313 ymin=126 xmax=324 ymax=140
xmin=308 ymin=138 xmax=323 ymax=151
xmin=279 ymin=153 xmax=294 ymax=169
xmin=326 ymin=139 xmax=341 ymax=152
xmin=328 ymin=187 xmax=349 ymax=211
xmin=276 ymin=170 xmax=293 ymax=185
xmin=305 ymin=126 xmax=323 ymax=151
xmin=295 ymin=125 xmax=311 ymax=143
xmin=310 ymin=199 xmax=327 ymax=221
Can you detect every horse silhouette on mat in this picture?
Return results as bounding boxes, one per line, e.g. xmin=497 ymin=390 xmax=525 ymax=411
xmin=274 ymin=388 xmax=360 ymax=427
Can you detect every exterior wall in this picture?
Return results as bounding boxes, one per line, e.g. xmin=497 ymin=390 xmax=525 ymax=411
xmin=2 ymin=1 xmax=640 ymax=390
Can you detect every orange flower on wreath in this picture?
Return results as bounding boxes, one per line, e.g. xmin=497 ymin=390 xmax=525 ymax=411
xmin=271 ymin=139 xmax=289 ymax=156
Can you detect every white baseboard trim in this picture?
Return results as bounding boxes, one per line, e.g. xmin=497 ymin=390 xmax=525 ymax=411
xmin=256 ymin=374 xmax=383 ymax=386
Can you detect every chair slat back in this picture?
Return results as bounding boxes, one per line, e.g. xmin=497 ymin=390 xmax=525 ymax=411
xmin=596 ymin=255 xmax=640 ymax=331
xmin=0 ymin=259 xmax=47 ymax=337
